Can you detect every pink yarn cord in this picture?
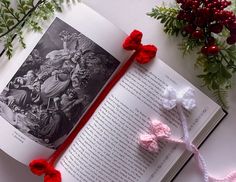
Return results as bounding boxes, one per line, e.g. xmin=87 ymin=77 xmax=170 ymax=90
xmin=166 ymin=137 xmax=236 ymax=182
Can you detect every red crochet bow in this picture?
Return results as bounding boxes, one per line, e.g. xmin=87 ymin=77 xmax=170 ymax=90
xmin=29 ymin=30 xmax=157 ymax=182
xmin=123 ymin=30 xmax=157 ymax=64
xmin=29 ymin=159 xmax=61 ymax=182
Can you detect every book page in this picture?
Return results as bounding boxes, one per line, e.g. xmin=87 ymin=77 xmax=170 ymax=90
xmin=55 ymin=58 xmax=221 ymax=182
xmin=0 ymin=3 xmax=129 ymax=165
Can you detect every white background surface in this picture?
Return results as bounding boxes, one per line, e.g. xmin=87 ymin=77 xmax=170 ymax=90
xmin=0 ymin=0 xmax=235 ymax=182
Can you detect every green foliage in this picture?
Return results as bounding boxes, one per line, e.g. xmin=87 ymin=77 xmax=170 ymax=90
xmin=4 ymin=33 xmax=13 ymax=59
xmin=198 ymin=44 xmax=236 ymax=86
xmin=179 ymin=38 xmax=202 ymax=55
xmin=213 ymin=88 xmax=229 ymax=109
xmin=148 ymin=6 xmax=184 ymax=36
xmin=220 ymin=45 xmax=236 ymax=72
xmin=149 ymin=2 xmax=236 ymax=109
xmin=231 ymin=0 xmax=236 ymax=12
xmin=198 ymin=58 xmax=232 ymax=90
xmin=0 ymin=0 xmax=79 ymax=59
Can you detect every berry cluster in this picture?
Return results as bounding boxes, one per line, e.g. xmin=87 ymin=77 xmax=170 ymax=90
xmin=176 ymin=0 xmax=236 ymax=56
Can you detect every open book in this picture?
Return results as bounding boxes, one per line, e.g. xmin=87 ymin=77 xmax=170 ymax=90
xmin=0 ymin=3 xmax=226 ymax=182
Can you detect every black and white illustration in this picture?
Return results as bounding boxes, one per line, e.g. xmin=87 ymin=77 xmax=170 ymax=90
xmin=0 ymin=18 xmax=120 ymax=149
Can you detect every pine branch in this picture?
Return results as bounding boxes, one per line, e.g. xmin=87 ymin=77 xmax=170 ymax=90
xmin=198 ymin=55 xmax=232 ymax=89
xmin=179 ymin=38 xmax=202 ymax=55
xmin=148 ymin=6 xmax=184 ymax=36
xmin=220 ymin=45 xmax=236 ymax=72
xmin=231 ymin=0 xmax=236 ymax=13
xmin=213 ymin=88 xmax=229 ymax=109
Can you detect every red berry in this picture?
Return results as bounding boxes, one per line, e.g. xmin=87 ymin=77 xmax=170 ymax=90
xmin=227 ymin=36 xmax=236 ymax=45
xmin=207 ymin=37 xmax=215 ymax=45
xmin=209 ymin=23 xmax=223 ymax=33
xmin=176 ymin=0 xmax=183 ymax=3
xmin=181 ymin=4 xmax=191 ymax=10
xmin=183 ymin=25 xmax=195 ymax=33
xmin=228 ymin=21 xmax=236 ymax=29
xmin=177 ymin=10 xmax=185 ymax=20
xmin=207 ymin=45 xmax=220 ymax=55
xmin=195 ymin=18 xmax=206 ymax=28
xmin=230 ymin=29 xmax=236 ymax=34
xmin=192 ymin=30 xmax=204 ymax=39
xmin=201 ymin=46 xmax=209 ymax=55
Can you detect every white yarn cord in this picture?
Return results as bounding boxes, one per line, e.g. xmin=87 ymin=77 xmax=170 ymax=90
xmin=176 ymin=103 xmax=209 ymax=182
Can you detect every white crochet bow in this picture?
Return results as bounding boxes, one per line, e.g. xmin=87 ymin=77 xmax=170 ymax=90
xmin=162 ymin=86 xmax=196 ymax=111
xmin=162 ymin=86 xmax=197 ymax=152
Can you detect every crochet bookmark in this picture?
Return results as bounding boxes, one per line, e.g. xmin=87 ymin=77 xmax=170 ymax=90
xmin=29 ymin=30 xmax=157 ymax=182
xmin=139 ymin=87 xmax=236 ymax=182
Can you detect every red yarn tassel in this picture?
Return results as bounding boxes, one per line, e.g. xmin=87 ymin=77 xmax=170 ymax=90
xmin=29 ymin=30 xmax=157 ymax=182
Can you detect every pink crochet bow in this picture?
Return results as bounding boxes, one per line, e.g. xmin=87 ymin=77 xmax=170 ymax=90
xmin=139 ymin=120 xmax=171 ymax=152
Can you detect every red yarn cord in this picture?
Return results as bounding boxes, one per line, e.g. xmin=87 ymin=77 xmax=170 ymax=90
xmin=48 ymin=52 xmax=137 ymax=165
xmin=29 ymin=30 xmax=157 ymax=182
